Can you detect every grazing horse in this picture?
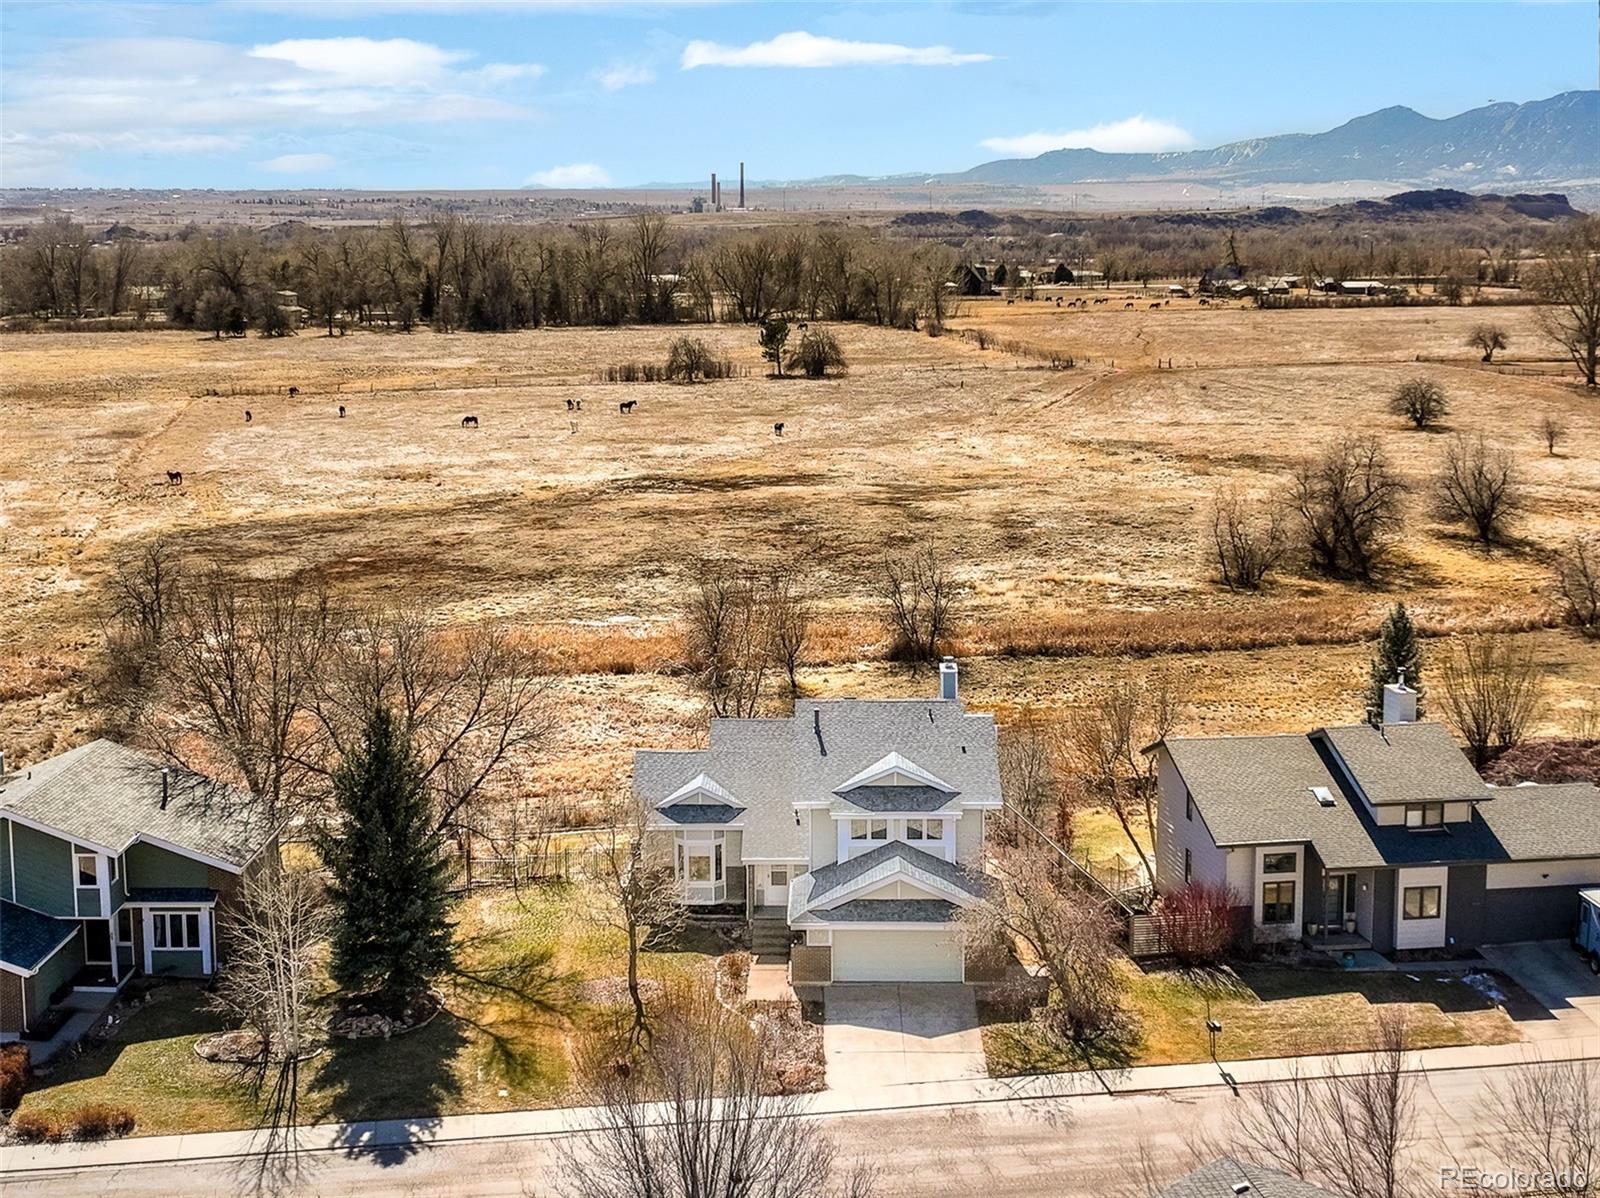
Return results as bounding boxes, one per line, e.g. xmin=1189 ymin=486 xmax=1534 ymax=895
xmin=774 ymin=422 xmax=784 ymax=436
xmin=165 ymin=470 xmax=183 ymax=486
xmin=288 ymin=386 xmax=299 ymax=398
xmin=338 ymin=405 xmax=346 ymax=418
xmin=797 ymin=321 xmax=809 ymax=331
xmin=566 ymin=398 xmax=574 ymax=411
xmin=244 ymin=410 xmax=252 ymax=423
xmin=1124 ymin=302 xmax=1135 ymax=309
xmin=461 ymin=415 xmax=479 ymax=428
xmin=575 ymin=399 xmax=582 ymax=411
xmin=619 ymin=400 xmax=637 ymax=414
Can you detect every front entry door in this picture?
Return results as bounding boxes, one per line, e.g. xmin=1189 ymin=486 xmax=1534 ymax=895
xmin=766 ymin=866 xmax=790 ymax=909
xmin=1324 ymin=874 xmax=1350 ymax=932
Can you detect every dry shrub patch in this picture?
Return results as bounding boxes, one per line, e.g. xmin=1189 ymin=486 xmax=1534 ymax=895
xmin=0 ymin=1044 xmax=30 ymax=1111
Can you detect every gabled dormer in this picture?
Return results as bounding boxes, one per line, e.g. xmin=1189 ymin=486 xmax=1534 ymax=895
xmin=649 ymin=772 xmax=746 ymax=827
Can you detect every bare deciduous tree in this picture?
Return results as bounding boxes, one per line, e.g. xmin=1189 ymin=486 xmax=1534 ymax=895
xmin=766 ymin=565 xmax=812 ymax=697
xmin=683 ymin=564 xmax=779 ymax=718
xmin=1533 ymin=217 xmax=1600 ymax=388
xmin=587 ymin=797 xmax=687 ymax=1047
xmin=959 ymin=842 xmax=1125 ymax=1045
xmin=1230 ymin=1010 xmax=1419 ymax=1198
xmin=1064 ymin=673 xmax=1180 ymax=883
xmin=211 ymin=864 xmax=330 ymax=1148
xmin=562 ymin=982 xmax=873 ymax=1198
xmin=1555 ymin=536 xmax=1600 ymax=637
xmin=1467 ymin=323 xmax=1509 ymax=363
xmin=881 ymin=543 xmax=960 ymax=670
xmin=1289 ymin=435 xmax=1407 ymax=581
xmin=1389 ymin=378 xmax=1450 ymax=430
xmin=999 ymin=708 xmax=1070 ymax=838
xmin=1541 ymin=414 xmax=1569 ymax=456
xmin=1435 ymin=433 xmax=1521 ymax=545
xmin=1480 ymin=1059 xmax=1600 ymax=1196
xmin=1208 ymin=486 xmax=1286 ymax=591
xmin=1438 ymin=634 xmax=1546 ymax=769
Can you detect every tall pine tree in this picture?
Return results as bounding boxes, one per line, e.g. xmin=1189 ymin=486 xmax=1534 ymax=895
xmin=1366 ymin=602 xmax=1424 ymax=723
xmin=320 ymin=705 xmax=454 ymax=1009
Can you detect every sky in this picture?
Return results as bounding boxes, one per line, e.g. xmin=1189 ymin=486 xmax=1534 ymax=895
xmin=0 ymin=1 xmax=1593 ymax=190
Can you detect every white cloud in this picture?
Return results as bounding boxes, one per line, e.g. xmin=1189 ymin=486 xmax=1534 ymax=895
xmin=524 ymin=162 xmax=612 ymax=187
xmin=463 ymin=62 xmax=547 ymax=86
xmin=260 ymin=152 xmax=337 ymax=173
xmin=980 ymin=115 xmax=1196 ymax=157
xmin=248 ymin=37 xmax=470 ymax=86
xmin=594 ymin=62 xmax=655 ymax=90
xmin=681 ymin=30 xmax=991 ymax=70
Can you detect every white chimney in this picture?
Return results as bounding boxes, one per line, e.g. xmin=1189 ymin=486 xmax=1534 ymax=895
xmin=1382 ymin=670 xmax=1418 ymax=725
xmin=938 ymin=657 xmax=959 ymax=701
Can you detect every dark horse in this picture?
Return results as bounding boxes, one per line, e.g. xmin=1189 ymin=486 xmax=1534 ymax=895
xmin=165 ymin=470 xmax=183 ymax=485
xmin=461 ymin=415 xmax=479 ymax=428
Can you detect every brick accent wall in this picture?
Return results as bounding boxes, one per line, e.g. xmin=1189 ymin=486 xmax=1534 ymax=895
xmin=0 ymin=971 xmax=24 ymax=1035
xmin=790 ymin=945 xmax=832 ymax=985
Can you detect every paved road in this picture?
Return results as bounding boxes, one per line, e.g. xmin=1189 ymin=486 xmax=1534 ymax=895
xmin=4 ymin=1064 xmax=1527 ymax=1197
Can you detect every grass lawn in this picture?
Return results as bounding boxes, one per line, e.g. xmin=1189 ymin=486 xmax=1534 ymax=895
xmin=983 ymin=958 xmax=1525 ymax=1077
xmin=15 ymin=882 xmax=728 ymax=1136
xmin=1070 ymin=808 xmax=1151 ymax=879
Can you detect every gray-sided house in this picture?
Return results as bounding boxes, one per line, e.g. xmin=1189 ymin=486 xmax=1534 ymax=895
xmin=0 ymin=739 xmax=274 ymax=1039
xmin=1150 ymin=679 xmax=1600 ymax=954
xmin=633 ymin=660 xmax=1002 ymax=984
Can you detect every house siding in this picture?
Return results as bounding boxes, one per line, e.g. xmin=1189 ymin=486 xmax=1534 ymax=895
xmin=148 ymin=948 xmax=206 ymax=977
xmin=0 ymin=819 xmax=12 ymax=901
xmin=809 ymin=811 xmax=836 ymax=868
xmin=125 ymin=842 xmax=211 ymax=890
xmin=1445 ymin=864 xmax=1487 ymax=949
xmin=11 ymin=823 xmax=73 ymax=916
xmin=25 ymin=933 xmax=84 ymax=1013
xmin=1154 ymin=749 xmax=1228 ymax=895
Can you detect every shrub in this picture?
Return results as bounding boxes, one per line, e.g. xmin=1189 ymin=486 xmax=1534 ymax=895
xmin=1208 ymin=486 xmax=1285 ymax=591
xmin=786 ymin=329 xmax=847 ymax=378
xmin=0 ymin=1044 xmax=30 ymax=1111
xmin=1153 ymin=883 xmax=1244 ymax=966
xmin=1555 ymin=536 xmax=1600 ymax=637
xmin=1288 ymin=435 xmax=1406 ymax=580
xmin=598 ymin=361 xmax=667 ymax=384
xmin=8 ymin=1110 xmax=64 ymax=1143
xmin=1467 ymin=323 xmax=1508 ymax=363
xmin=1389 ymin=378 xmax=1449 ymax=429
xmin=68 ymin=1103 xmax=137 ymax=1140
xmin=665 ymin=336 xmax=735 ymax=383
xmin=1435 ymin=433 xmax=1520 ymax=545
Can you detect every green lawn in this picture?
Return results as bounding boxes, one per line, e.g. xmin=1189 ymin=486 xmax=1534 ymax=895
xmin=16 ymin=882 xmax=726 ymax=1136
xmin=983 ymin=959 xmax=1525 ymax=1077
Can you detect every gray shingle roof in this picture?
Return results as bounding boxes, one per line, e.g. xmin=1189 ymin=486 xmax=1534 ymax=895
xmin=0 ymin=901 xmax=78 ymax=973
xmin=1316 ymin=722 xmax=1493 ymax=806
xmin=0 ymin=739 xmax=272 ymax=870
xmin=805 ymin=898 xmax=958 ymax=923
xmin=653 ymin=804 xmax=742 ymax=826
xmin=788 ymin=840 xmax=988 ymax=924
xmin=1479 ymin=782 xmax=1600 ymax=860
xmin=634 ymin=698 xmax=999 ymax=861
xmin=1156 ymin=1157 xmax=1339 ymax=1198
xmin=833 ymin=785 xmax=959 ymax=813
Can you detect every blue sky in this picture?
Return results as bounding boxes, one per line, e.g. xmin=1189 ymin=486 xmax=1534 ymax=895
xmin=1 ymin=1 xmax=1592 ymax=189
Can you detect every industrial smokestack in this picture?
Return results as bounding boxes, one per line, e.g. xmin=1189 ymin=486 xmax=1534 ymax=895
xmin=710 ymin=173 xmax=717 ymax=209
xmin=739 ymin=162 xmax=745 ymax=209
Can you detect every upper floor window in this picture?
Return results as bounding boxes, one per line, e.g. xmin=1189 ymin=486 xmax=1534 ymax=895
xmin=1405 ymin=802 xmax=1444 ymax=830
xmin=1261 ymin=852 xmax=1296 ymax=875
xmin=75 ymin=851 xmax=98 ymax=887
xmin=849 ymin=819 xmax=888 ymax=842
xmin=904 ymin=818 xmax=945 ymax=842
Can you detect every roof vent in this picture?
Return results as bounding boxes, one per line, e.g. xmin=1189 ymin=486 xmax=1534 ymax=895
xmin=1231 ymin=1185 xmax=1252 ymax=1196
xmin=1311 ymin=785 xmax=1336 ymax=808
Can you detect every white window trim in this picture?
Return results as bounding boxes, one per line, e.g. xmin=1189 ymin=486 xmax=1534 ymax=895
xmin=837 ymin=816 xmax=954 ymax=863
xmin=141 ymin=907 xmax=213 ymax=974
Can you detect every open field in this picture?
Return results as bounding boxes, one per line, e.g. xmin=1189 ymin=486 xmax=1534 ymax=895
xmin=1 ymin=302 xmax=1597 ymax=789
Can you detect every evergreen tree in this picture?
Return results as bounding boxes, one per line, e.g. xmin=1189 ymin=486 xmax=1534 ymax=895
xmin=1367 ymin=601 xmax=1424 ymax=722
xmin=319 ymin=705 xmax=454 ymax=1008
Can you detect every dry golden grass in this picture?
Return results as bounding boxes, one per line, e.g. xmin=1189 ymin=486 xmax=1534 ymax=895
xmin=1 ymin=305 xmax=1596 ymax=788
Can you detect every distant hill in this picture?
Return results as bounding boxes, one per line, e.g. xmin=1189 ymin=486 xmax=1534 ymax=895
xmin=943 ymin=92 xmax=1598 ymax=188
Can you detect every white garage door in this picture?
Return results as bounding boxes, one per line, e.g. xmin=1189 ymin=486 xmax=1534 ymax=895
xmin=831 ymin=930 xmax=962 ymax=982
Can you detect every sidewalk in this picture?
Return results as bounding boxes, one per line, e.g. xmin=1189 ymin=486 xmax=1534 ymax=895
xmin=7 ymin=1032 xmax=1600 ymax=1176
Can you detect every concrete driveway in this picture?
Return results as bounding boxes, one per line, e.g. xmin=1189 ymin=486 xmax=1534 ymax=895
xmin=1479 ymin=940 xmax=1600 ymax=1038
xmin=822 ymin=983 xmax=987 ymax=1091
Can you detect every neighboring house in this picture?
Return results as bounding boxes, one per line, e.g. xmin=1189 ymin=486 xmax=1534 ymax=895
xmin=633 ymin=660 xmax=1002 ymax=984
xmin=1149 ymin=680 xmax=1600 ymax=953
xmin=0 ymin=740 xmax=274 ymax=1040
xmin=1156 ymin=1156 xmax=1340 ymax=1198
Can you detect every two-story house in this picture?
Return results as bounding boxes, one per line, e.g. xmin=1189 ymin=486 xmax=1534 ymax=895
xmin=633 ymin=660 xmax=1002 ymax=984
xmin=0 ymin=739 xmax=275 ymax=1039
xmin=1149 ymin=678 xmax=1600 ymax=954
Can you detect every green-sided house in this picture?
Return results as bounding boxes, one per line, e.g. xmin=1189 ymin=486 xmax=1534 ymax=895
xmin=0 ymin=739 xmax=274 ymax=1040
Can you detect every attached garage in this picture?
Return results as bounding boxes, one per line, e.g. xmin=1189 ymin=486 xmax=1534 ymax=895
xmin=830 ymin=928 xmax=963 ymax=982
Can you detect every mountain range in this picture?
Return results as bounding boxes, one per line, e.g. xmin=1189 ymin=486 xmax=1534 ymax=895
xmin=944 ymin=91 xmax=1597 ymax=189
